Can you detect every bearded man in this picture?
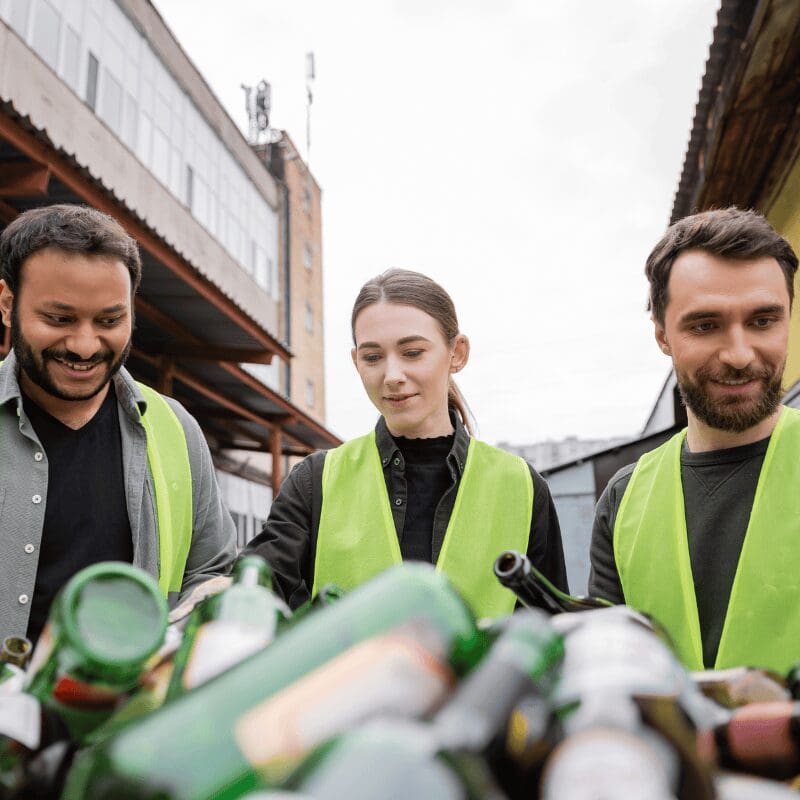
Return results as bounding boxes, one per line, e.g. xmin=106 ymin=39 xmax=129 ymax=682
xmin=589 ymin=207 xmax=799 ymax=673
xmin=0 ymin=204 xmax=236 ymax=645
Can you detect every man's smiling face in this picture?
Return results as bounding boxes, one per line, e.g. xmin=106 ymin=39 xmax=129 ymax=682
xmin=0 ymin=247 xmax=133 ymax=407
xmin=655 ymin=249 xmax=790 ymax=435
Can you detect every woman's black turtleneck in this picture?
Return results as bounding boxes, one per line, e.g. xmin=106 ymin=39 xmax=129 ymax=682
xmin=391 ymin=432 xmax=455 ymax=563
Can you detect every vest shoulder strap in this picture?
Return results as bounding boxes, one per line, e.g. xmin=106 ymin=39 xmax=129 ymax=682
xmin=136 ymin=383 xmax=193 ymax=596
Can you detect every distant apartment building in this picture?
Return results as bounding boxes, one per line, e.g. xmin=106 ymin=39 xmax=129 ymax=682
xmin=498 ymin=435 xmax=627 ymax=473
xmin=0 ymin=0 xmax=339 ymax=547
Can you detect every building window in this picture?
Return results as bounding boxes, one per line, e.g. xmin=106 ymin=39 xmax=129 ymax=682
xmin=101 ymin=68 xmax=123 ymax=134
xmin=185 ymin=165 xmax=194 ymax=210
xmin=7 ymin=0 xmax=30 ymax=38
xmin=303 ymin=243 xmax=312 ymax=270
xmin=304 ymin=301 xmax=313 ymax=333
xmin=31 ymin=0 xmax=61 ymax=71
xmin=302 ymin=187 xmax=312 ymax=215
xmin=305 ymin=379 xmax=315 ymax=409
xmin=85 ymin=52 xmax=99 ymax=111
xmin=62 ymin=25 xmax=81 ymax=92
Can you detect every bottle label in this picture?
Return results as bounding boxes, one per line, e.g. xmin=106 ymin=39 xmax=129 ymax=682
xmin=233 ymin=631 xmax=454 ymax=781
xmin=0 ymin=694 xmax=42 ymax=749
xmin=182 ymin=621 xmax=274 ymax=690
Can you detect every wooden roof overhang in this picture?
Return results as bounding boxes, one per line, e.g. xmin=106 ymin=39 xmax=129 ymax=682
xmin=0 ymin=107 xmax=341 ymax=491
xmin=671 ymin=0 xmax=800 ymax=223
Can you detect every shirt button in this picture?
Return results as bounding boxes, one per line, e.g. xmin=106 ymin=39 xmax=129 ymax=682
xmin=24 ymin=544 xmax=35 ymax=554
xmin=34 ymin=452 xmax=44 ymax=462
xmin=32 ymin=495 xmax=42 ymax=504
xmin=18 ymin=594 xmax=28 ymax=605
xmin=395 ymin=498 xmax=403 ymax=506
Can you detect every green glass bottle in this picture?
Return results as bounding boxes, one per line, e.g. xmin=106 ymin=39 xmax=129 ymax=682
xmin=281 ymin=609 xmax=563 ymax=800
xmin=24 ymin=561 xmax=167 ymax=744
xmin=1 ymin=636 xmax=33 ymax=670
xmin=286 ymin=584 xmax=344 ymax=626
xmin=62 ymin=562 xmax=488 ymax=800
xmin=494 ymin=551 xmax=612 ymax=614
xmin=165 ymin=556 xmax=290 ymax=701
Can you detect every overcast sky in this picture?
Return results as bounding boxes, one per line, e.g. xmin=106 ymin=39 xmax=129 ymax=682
xmin=154 ymin=0 xmax=719 ymax=445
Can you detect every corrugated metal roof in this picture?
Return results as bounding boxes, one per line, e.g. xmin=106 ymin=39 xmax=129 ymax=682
xmin=669 ymin=0 xmax=760 ymax=224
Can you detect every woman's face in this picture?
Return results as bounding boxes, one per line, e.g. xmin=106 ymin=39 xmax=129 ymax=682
xmin=352 ymin=301 xmax=469 ymax=438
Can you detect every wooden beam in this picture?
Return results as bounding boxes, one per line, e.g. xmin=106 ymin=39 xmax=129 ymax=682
xmin=0 ymin=161 xmax=50 ymax=197
xmin=156 ymin=355 xmax=175 ymax=396
xmin=0 ymin=113 xmax=291 ymax=360
xmin=0 ymin=199 xmax=19 ymax=224
xmin=271 ymin=427 xmax=283 ymax=495
xmin=157 ymin=342 xmax=274 ymax=365
xmin=134 ymin=295 xmax=337 ymax=448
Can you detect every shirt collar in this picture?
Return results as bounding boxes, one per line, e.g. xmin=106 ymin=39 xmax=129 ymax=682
xmin=373 ymin=410 xmax=470 ymax=476
xmin=0 ymin=350 xmax=146 ymax=420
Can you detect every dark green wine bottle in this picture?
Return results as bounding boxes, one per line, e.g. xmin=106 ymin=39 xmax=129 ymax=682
xmin=494 ymin=551 xmax=612 ymax=614
xmin=1 ymin=637 xmax=32 ymax=670
xmin=62 ymin=563 xmax=489 ymax=800
xmin=24 ymin=562 xmax=167 ymax=744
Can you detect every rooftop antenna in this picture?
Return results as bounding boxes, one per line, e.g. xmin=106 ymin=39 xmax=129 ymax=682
xmin=241 ymin=79 xmax=280 ymax=146
xmin=305 ymin=52 xmax=315 ymax=163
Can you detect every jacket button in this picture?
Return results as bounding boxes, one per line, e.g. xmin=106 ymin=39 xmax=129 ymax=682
xmin=32 ymin=495 xmax=42 ymax=504
xmin=393 ymin=457 xmax=401 ymax=466
xmin=34 ymin=452 xmax=44 ymax=462
xmin=24 ymin=544 xmax=35 ymax=554
xmin=394 ymin=498 xmax=403 ymax=506
xmin=18 ymin=594 xmax=29 ymax=605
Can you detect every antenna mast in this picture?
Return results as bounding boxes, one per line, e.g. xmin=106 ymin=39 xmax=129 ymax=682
xmin=305 ymin=52 xmax=315 ymax=163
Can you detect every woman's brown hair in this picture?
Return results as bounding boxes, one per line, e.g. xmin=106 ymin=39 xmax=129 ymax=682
xmin=351 ymin=269 xmax=474 ymax=434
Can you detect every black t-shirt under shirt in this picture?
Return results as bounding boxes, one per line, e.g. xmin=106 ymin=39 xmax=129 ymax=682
xmin=392 ymin=432 xmax=455 ymax=563
xmin=23 ymin=385 xmax=132 ymax=644
xmin=589 ymin=435 xmax=770 ymax=668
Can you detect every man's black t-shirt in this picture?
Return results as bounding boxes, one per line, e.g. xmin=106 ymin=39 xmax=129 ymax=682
xmin=24 ymin=384 xmax=132 ymax=644
xmin=589 ymin=436 xmax=770 ymax=668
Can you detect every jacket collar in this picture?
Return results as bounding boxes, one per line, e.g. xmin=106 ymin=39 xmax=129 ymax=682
xmin=0 ymin=349 xmax=147 ymax=421
xmin=373 ymin=410 xmax=470 ymax=477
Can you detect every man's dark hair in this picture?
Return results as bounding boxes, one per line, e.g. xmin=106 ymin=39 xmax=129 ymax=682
xmin=645 ymin=207 xmax=798 ymax=325
xmin=0 ymin=204 xmax=142 ymax=294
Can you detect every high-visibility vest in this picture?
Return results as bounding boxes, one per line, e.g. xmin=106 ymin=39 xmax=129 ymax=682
xmin=614 ymin=406 xmax=800 ymax=672
xmin=313 ymin=431 xmax=533 ymax=618
xmin=0 ymin=362 xmax=192 ymax=597
xmin=136 ymin=384 xmax=193 ymax=596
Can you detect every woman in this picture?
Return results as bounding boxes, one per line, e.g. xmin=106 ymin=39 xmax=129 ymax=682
xmin=245 ymin=269 xmax=568 ymax=615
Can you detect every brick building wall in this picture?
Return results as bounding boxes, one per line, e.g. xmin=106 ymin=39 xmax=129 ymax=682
xmin=278 ymin=133 xmax=326 ymax=423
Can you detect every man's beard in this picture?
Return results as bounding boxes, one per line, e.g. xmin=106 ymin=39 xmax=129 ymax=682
xmin=677 ymin=363 xmax=784 ymax=434
xmin=11 ymin=307 xmax=131 ymax=402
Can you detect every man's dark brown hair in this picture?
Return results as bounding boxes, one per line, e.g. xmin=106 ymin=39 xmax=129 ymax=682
xmin=645 ymin=207 xmax=798 ymax=324
xmin=0 ymin=204 xmax=142 ymax=295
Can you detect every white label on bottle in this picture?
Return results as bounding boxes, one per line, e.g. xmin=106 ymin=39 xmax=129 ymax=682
xmin=0 ymin=694 xmax=42 ymax=749
xmin=183 ymin=621 xmax=274 ymax=689
xmin=233 ymin=632 xmax=454 ymax=775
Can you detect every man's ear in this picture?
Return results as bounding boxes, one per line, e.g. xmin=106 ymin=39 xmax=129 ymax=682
xmin=654 ymin=320 xmax=671 ymax=356
xmin=450 ymin=334 xmax=470 ymax=373
xmin=0 ymin=280 xmax=14 ymax=328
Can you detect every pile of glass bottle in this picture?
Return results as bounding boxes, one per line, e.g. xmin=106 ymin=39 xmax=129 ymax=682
xmin=2 ymin=553 xmax=799 ymax=800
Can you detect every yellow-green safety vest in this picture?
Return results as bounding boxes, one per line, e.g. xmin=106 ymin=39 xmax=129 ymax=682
xmin=136 ymin=384 xmax=193 ymax=596
xmin=313 ymin=431 xmax=533 ymax=618
xmin=0 ymin=360 xmax=192 ymax=597
xmin=614 ymin=405 xmax=800 ymax=673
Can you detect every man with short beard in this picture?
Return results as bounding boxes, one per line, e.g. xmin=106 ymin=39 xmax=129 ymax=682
xmin=589 ymin=207 xmax=799 ymax=673
xmin=0 ymin=204 xmax=236 ymax=645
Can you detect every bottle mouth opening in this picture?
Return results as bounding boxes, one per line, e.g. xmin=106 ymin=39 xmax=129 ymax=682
xmin=494 ymin=550 xmax=523 ymax=578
